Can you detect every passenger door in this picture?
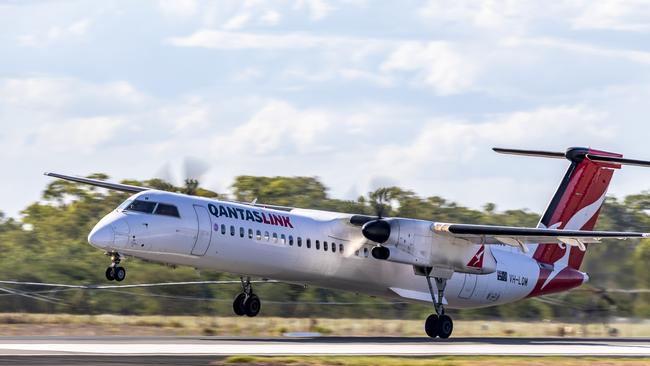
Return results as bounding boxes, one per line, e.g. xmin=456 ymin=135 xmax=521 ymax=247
xmin=191 ymin=205 xmax=212 ymax=256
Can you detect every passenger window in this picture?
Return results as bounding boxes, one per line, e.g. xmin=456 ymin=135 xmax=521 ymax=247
xmin=289 ymin=235 xmax=294 ymax=246
xmin=230 ymin=226 xmax=235 ymax=236
xmin=154 ymin=203 xmax=180 ymax=218
xmin=332 ymin=243 xmax=336 ymax=253
xmin=248 ymin=228 xmax=253 ymax=239
xmin=363 ymin=247 xmax=369 ymax=257
xmin=297 ymin=237 xmax=302 ymax=247
xmin=264 ymin=231 xmax=269 ymax=241
xmin=256 ymin=230 xmax=262 ymax=240
xmin=281 ymin=234 xmax=286 ymax=244
xmin=240 ymin=227 xmax=245 ymax=238
xmin=273 ymin=232 xmax=278 ymax=243
xmin=221 ymin=224 xmax=226 ymax=235
xmin=306 ymin=239 xmax=311 ymax=249
xmin=315 ymin=240 xmax=320 ymax=250
xmin=324 ymin=241 xmax=328 ymax=251
xmin=339 ymin=244 xmax=344 ymax=254
xmin=125 ymin=200 xmax=157 ymax=214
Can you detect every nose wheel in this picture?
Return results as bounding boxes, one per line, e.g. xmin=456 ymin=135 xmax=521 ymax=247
xmin=105 ymin=252 xmax=126 ymax=282
xmin=233 ymin=277 xmax=261 ymax=317
xmin=424 ymin=273 xmax=454 ymax=339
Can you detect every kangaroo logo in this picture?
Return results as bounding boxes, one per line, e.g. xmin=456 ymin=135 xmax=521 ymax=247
xmin=466 ymin=245 xmax=485 ymax=268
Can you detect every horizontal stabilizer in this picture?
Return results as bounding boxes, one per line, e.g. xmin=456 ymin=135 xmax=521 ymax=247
xmin=494 ymin=147 xmax=650 ymax=167
xmin=492 ymin=147 xmax=565 ymax=159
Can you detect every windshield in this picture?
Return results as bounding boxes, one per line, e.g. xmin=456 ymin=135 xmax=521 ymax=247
xmin=124 ymin=200 xmax=157 ymax=214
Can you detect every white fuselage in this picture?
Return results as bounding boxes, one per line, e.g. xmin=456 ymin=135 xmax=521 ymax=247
xmin=89 ymin=190 xmax=568 ymax=309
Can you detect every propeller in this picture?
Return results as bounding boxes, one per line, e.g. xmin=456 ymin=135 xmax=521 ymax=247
xmin=154 ymin=156 xmax=210 ymax=195
xmin=343 ymin=188 xmax=395 ymax=257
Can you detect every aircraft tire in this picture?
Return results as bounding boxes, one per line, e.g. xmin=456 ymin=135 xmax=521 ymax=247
xmin=114 ymin=267 xmax=126 ymax=282
xmin=233 ymin=293 xmax=247 ymax=316
xmin=244 ymin=294 xmax=261 ymax=317
xmin=438 ymin=315 xmax=453 ymax=339
xmin=425 ymin=314 xmax=439 ymax=338
xmin=105 ymin=267 xmax=115 ymax=281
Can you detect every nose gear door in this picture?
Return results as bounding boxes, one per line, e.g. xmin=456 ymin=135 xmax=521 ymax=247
xmin=191 ymin=205 xmax=212 ymax=256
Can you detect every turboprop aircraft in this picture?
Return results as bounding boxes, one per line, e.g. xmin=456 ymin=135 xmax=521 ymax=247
xmin=45 ymin=147 xmax=650 ymax=339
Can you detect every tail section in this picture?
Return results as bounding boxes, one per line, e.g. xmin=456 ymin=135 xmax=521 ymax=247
xmin=534 ymin=147 xmax=621 ymax=270
xmin=494 ymin=146 xmax=634 ymax=269
xmin=494 ymin=146 xmax=650 ymax=297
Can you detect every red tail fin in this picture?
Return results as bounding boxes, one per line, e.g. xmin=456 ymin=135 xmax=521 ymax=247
xmin=494 ymin=146 xmax=650 ymax=297
xmin=533 ymin=147 xmax=621 ymax=269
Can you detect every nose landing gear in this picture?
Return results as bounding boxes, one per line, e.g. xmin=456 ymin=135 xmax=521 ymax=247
xmin=233 ymin=277 xmax=261 ymax=317
xmin=424 ymin=273 xmax=454 ymax=339
xmin=105 ymin=252 xmax=126 ymax=282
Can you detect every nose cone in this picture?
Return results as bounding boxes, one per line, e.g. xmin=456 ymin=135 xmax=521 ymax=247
xmin=88 ymin=224 xmax=115 ymax=249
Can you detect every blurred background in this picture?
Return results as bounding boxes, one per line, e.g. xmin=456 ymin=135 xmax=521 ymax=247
xmin=1 ymin=0 xmax=650 ymax=336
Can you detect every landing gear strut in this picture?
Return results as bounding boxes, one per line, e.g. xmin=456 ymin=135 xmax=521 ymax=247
xmin=233 ymin=277 xmax=261 ymax=317
xmin=105 ymin=252 xmax=126 ymax=282
xmin=424 ymin=273 xmax=453 ymax=339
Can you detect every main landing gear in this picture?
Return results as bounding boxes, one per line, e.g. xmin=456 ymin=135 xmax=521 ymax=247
xmin=105 ymin=252 xmax=126 ymax=282
xmin=424 ymin=274 xmax=453 ymax=339
xmin=233 ymin=277 xmax=261 ymax=317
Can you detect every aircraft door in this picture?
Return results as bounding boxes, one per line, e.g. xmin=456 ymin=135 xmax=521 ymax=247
xmin=191 ymin=205 xmax=212 ymax=256
xmin=458 ymin=274 xmax=477 ymax=299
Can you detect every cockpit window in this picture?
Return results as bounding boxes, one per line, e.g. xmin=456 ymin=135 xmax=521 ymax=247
xmin=117 ymin=200 xmax=133 ymax=211
xmin=125 ymin=200 xmax=157 ymax=214
xmin=154 ymin=203 xmax=180 ymax=218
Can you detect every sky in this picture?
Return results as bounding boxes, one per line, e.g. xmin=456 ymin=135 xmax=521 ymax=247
xmin=2 ymin=0 xmax=650 ymax=219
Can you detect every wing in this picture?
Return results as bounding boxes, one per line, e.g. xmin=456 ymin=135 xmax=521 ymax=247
xmin=432 ymin=223 xmax=649 ymax=252
xmin=45 ymin=172 xmax=296 ymax=211
xmin=44 ymin=172 xmax=150 ymax=193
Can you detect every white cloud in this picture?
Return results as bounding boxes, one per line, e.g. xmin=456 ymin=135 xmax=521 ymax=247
xmin=418 ymin=0 xmax=650 ymax=34
xmin=33 ymin=117 xmax=127 ymax=154
xmin=17 ymin=18 xmax=91 ymax=47
xmin=295 ymin=0 xmax=334 ymax=20
xmin=157 ymin=0 xmax=198 ymax=19
xmin=260 ymin=10 xmax=281 ymax=25
xmin=571 ymin=0 xmax=650 ymax=31
xmin=503 ymin=37 xmax=650 ymax=64
xmin=212 ymin=100 xmax=331 ymax=155
xmin=375 ymin=106 xmax=613 ymax=175
xmin=381 ymin=41 xmax=477 ymax=95
xmin=222 ymin=13 xmax=251 ymax=30
xmin=166 ymin=29 xmax=386 ymax=50
xmin=0 ymin=78 xmax=150 ymax=110
xmin=164 ymin=97 xmax=213 ymax=133
xmin=418 ymin=0 xmax=543 ymax=32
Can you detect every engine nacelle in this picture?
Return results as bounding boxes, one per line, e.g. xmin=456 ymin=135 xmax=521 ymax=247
xmin=368 ymin=218 xmax=497 ymax=274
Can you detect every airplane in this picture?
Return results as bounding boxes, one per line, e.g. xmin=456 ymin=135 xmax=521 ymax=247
xmin=45 ymin=146 xmax=650 ymax=339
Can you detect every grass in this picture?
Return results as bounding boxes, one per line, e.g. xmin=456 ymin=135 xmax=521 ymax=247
xmin=219 ymin=356 xmax=650 ymax=366
xmin=0 ymin=313 xmax=648 ymax=337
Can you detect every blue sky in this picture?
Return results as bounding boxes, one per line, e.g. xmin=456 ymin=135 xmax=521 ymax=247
xmin=2 ymin=0 xmax=650 ymax=218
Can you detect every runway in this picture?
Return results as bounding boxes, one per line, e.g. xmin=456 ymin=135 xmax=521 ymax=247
xmin=0 ymin=336 xmax=649 ymax=357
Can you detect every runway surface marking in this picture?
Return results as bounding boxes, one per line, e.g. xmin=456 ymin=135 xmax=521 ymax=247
xmin=0 ymin=337 xmax=649 ymax=356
